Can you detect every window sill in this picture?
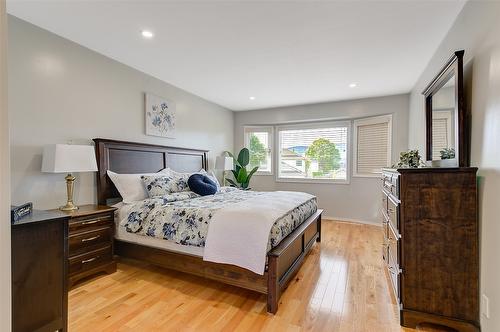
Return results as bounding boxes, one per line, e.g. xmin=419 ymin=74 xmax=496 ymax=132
xmin=352 ymin=173 xmax=383 ymax=178
xmin=254 ymin=172 xmax=273 ymax=176
xmin=275 ymin=178 xmax=350 ymax=185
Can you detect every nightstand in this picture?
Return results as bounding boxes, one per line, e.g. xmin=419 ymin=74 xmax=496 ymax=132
xmin=57 ymin=205 xmax=117 ymax=287
xmin=12 ymin=210 xmax=69 ymax=332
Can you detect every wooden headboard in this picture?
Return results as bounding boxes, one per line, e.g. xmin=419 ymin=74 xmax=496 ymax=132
xmin=93 ymin=138 xmax=208 ymax=205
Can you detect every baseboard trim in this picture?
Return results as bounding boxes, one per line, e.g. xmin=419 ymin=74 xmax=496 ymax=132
xmin=322 ymin=216 xmax=381 ymax=227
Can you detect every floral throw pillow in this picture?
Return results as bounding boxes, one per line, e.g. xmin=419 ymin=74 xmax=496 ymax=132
xmin=141 ymin=173 xmax=190 ymax=197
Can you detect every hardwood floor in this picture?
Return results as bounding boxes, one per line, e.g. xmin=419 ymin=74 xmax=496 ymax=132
xmin=69 ymin=220 xmax=419 ymax=331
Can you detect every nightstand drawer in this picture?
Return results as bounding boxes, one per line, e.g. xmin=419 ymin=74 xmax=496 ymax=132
xmin=69 ymin=212 xmax=113 ymax=233
xmin=69 ymin=227 xmax=112 ymax=255
xmin=69 ymin=245 xmax=112 ymax=276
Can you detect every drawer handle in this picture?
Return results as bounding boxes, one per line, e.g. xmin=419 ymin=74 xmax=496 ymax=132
xmin=388 ymin=265 xmax=402 ymax=275
xmin=82 ymin=256 xmax=99 ymax=264
xmin=81 ymin=235 xmax=100 ymax=242
xmin=81 ymin=220 xmax=100 ymax=225
xmin=80 ymin=216 xmax=109 ymax=225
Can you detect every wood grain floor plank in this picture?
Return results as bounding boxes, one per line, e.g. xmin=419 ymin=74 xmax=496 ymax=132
xmin=69 ymin=220 xmax=441 ymax=331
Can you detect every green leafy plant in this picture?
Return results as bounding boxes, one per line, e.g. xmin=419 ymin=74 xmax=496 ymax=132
xmin=393 ymin=150 xmax=425 ymax=168
xmin=440 ymin=147 xmax=456 ymax=160
xmin=225 ymin=148 xmax=259 ymax=190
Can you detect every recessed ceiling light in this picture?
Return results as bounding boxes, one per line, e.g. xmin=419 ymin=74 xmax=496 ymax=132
xmin=141 ymin=30 xmax=154 ymax=39
xmin=249 ymin=96 xmax=256 ymax=100
xmin=349 ymin=83 xmax=357 ymax=88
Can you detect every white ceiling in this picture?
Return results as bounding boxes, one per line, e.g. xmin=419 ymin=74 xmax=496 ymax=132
xmin=7 ymin=0 xmax=466 ymax=111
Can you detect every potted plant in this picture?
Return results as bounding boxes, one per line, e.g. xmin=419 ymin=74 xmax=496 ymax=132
xmin=225 ymin=148 xmax=259 ymax=190
xmin=393 ymin=150 xmax=425 ymax=168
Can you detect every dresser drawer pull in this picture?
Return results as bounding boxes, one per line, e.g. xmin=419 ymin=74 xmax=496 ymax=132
xmin=81 ymin=220 xmax=100 ymax=225
xmin=388 ymin=265 xmax=402 ymax=275
xmin=82 ymin=256 xmax=99 ymax=264
xmin=81 ymin=235 xmax=101 ymax=242
xmin=80 ymin=216 xmax=109 ymax=225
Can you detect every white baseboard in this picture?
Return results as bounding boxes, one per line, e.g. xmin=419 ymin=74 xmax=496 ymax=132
xmin=322 ymin=215 xmax=381 ymax=227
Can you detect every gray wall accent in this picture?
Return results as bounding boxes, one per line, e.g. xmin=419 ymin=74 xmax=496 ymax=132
xmin=8 ymin=16 xmax=234 ymax=209
xmin=1 ymin=0 xmax=11 ymax=329
xmin=234 ymin=94 xmax=409 ymax=222
xmin=407 ymin=2 xmax=500 ymax=331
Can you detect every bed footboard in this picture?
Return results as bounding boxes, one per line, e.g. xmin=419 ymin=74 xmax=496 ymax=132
xmin=267 ymin=209 xmax=322 ymax=313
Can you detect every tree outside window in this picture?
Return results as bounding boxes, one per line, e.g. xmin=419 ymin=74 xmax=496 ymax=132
xmin=249 ymin=134 xmax=267 ymax=168
xmin=305 ymin=138 xmax=340 ymax=177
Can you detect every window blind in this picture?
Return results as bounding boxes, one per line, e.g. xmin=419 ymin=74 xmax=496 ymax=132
xmin=432 ymin=118 xmax=449 ymax=160
xmin=278 ymin=124 xmax=348 ymax=181
xmin=356 ymin=122 xmax=389 ymax=174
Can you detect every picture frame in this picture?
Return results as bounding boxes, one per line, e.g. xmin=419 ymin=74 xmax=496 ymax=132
xmin=145 ymin=93 xmax=176 ymax=138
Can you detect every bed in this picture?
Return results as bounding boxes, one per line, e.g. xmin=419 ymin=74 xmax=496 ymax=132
xmin=93 ymin=138 xmax=322 ymax=313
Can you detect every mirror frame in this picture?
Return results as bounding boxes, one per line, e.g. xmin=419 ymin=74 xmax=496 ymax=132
xmin=422 ymin=50 xmax=468 ymax=167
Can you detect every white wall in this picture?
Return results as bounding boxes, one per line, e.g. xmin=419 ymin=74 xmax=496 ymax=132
xmin=0 ymin=0 xmax=11 ymax=330
xmin=8 ymin=16 xmax=234 ymax=210
xmin=234 ymin=94 xmax=409 ymax=223
xmin=407 ymin=2 xmax=500 ymax=331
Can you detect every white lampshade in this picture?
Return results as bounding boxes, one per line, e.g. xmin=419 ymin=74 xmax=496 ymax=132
xmin=215 ymin=156 xmax=233 ymax=171
xmin=42 ymin=144 xmax=98 ymax=173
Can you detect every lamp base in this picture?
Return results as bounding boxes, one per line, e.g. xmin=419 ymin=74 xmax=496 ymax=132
xmin=60 ymin=173 xmax=79 ymax=211
xmin=59 ymin=202 xmax=79 ymax=211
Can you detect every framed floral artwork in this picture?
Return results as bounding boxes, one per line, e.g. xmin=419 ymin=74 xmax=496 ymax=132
xmin=145 ymin=93 xmax=176 ymax=138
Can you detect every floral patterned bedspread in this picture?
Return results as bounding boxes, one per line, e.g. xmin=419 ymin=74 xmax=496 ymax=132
xmin=122 ymin=188 xmax=317 ymax=251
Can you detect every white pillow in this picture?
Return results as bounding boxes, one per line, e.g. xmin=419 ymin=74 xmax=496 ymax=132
xmin=107 ymin=168 xmax=169 ymax=203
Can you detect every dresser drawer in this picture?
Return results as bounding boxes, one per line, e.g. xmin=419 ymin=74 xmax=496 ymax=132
xmin=387 ymin=223 xmax=401 ymax=303
xmin=69 ymin=227 xmax=112 ymax=256
xmin=382 ymin=222 xmax=389 ymax=262
xmin=69 ymin=245 xmax=112 ymax=276
xmin=387 ymin=196 xmax=400 ymax=235
xmin=388 ymin=223 xmax=399 ymax=268
xmin=382 ymin=172 xmax=399 ymax=198
xmin=69 ymin=212 xmax=113 ymax=234
xmin=381 ymin=191 xmax=388 ymax=213
xmin=388 ymin=259 xmax=400 ymax=303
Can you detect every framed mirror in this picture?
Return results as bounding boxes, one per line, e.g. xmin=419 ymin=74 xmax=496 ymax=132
xmin=422 ymin=50 xmax=469 ymax=167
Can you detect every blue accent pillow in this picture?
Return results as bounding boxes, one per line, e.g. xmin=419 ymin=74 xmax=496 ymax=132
xmin=188 ymin=174 xmax=218 ymax=196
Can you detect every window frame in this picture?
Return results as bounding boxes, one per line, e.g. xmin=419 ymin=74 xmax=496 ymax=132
xmin=275 ymin=121 xmax=351 ymax=184
xmin=352 ymin=114 xmax=393 ymax=178
xmin=243 ymin=125 xmax=274 ymax=175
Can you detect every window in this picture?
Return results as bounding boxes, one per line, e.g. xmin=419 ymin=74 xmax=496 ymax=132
xmin=277 ymin=121 xmax=350 ymax=183
xmin=353 ymin=115 xmax=392 ymax=177
xmin=432 ymin=110 xmax=453 ymax=160
xmin=244 ymin=126 xmax=273 ymax=174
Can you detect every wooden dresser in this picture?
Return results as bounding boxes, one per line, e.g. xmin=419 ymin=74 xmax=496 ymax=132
xmin=12 ymin=210 xmax=69 ymax=332
xmin=58 ymin=205 xmax=117 ymax=287
xmin=381 ymin=168 xmax=479 ymax=331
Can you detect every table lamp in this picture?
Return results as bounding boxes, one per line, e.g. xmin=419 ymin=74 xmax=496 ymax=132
xmin=215 ymin=156 xmax=233 ymax=186
xmin=42 ymin=144 xmax=98 ymax=211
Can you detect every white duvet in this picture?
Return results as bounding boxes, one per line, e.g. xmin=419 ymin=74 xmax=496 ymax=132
xmin=203 ymin=191 xmax=315 ymax=275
